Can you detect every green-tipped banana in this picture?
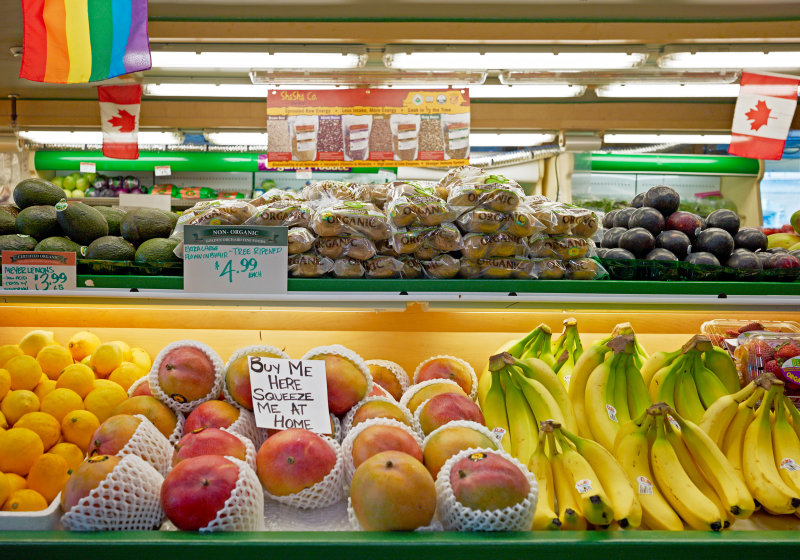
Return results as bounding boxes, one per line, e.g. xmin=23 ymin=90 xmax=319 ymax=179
xmin=650 ymin=354 xmax=686 ymax=409
xmin=568 ymin=336 xmax=613 ymax=439
xmin=613 ymin=409 xmax=649 ymax=455
xmin=704 ymin=346 xmax=741 ymax=394
xmin=722 ymin=386 xmax=764 ymax=474
xmin=511 ymin=364 xmax=567 ymax=429
xmin=585 ymin=351 xmax=623 ymax=451
xmin=641 ymin=349 xmax=683 ymax=387
xmin=691 ymin=351 xmax=730 ymax=409
xmin=513 ymin=355 xmax=577 ymax=433
xmin=548 ymin=429 xmax=588 ymax=530
xmin=501 ymin=367 xmax=538 ymax=466
xmin=522 ymin=324 xmax=557 ymax=369
xmin=699 ymin=382 xmax=758 ymax=448
xmin=612 ymin=353 xmax=632 ymax=425
xmin=481 ymin=359 xmax=511 ymax=452
xmin=772 ymin=394 xmax=800 ymax=495
xmin=529 ymin=430 xmax=562 ymax=530
xmin=674 ymin=360 xmax=706 ymax=424
xmin=625 ymin=355 xmax=652 ymax=420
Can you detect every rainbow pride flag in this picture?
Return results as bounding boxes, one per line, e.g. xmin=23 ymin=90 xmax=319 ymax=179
xmin=20 ymin=0 xmax=151 ymax=84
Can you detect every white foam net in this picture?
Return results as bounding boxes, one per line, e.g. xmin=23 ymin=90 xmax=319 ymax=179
xmin=412 ymin=355 xmax=478 ymax=400
xmin=167 ymin=410 xmax=186 ymax=447
xmin=364 ymin=359 xmax=411 ymax=396
xmin=61 ymin=454 xmax=164 ymax=532
xmin=148 ymin=340 xmax=226 ymax=414
xmin=221 ymin=344 xmax=291 ymax=411
xmin=340 ymin=417 xmax=424 ymax=486
xmin=127 ymin=376 xmax=150 ymax=397
xmin=117 ymin=414 xmax=174 ymax=477
xmin=399 ymin=379 xmax=467 ymax=415
xmin=434 ymin=447 xmax=538 ymax=532
xmin=201 ymin=457 xmax=265 ymax=532
xmin=262 ymin=435 xmax=345 ymax=510
xmin=421 ymin=420 xmax=498 ymax=455
xmin=341 ymin=396 xmax=416 ymax=437
xmin=415 ymin=401 xmax=490 ymax=437
xmin=300 ymin=344 xmax=373 ymax=416
xmin=347 ymin=497 xmax=443 ymax=532
xmin=227 ymin=408 xmax=263 ymax=448
xmin=221 ymin=427 xmax=258 ymax=472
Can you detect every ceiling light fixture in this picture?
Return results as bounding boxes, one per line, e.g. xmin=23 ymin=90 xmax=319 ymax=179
xmin=659 ymin=46 xmax=800 ymax=70
xmin=150 ymin=47 xmax=367 ymax=71
xmin=595 ymin=82 xmax=741 ymax=97
xmin=604 ymin=133 xmax=732 ymax=144
xmin=18 ymin=130 xmax=183 ymax=145
xmin=206 ymin=132 xmax=269 ymax=145
xmin=468 ymin=84 xmax=586 ymax=98
xmin=470 ymin=133 xmax=557 ymax=147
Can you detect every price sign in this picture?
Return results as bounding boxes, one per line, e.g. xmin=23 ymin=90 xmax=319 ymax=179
xmin=2 ymin=251 xmax=76 ymax=291
xmin=295 ymin=168 xmax=312 ymax=180
xmin=183 ymin=225 xmax=288 ymax=294
xmin=79 ymin=162 xmax=96 ymax=173
xmin=248 ymin=357 xmax=331 ymax=433
xmin=118 ymin=193 xmax=172 ymax=212
xmin=154 ymin=165 xmax=172 ymax=177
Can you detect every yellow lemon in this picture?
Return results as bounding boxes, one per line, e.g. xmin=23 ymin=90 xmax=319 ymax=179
xmin=0 ymin=471 xmax=10 ymax=507
xmin=61 ymin=410 xmax=100 ymax=453
xmin=39 ymin=388 xmax=83 ymax=424
xmin=5 ymin=473 xmax=26 ymax=493
xmin=2 ymin=489 xmax=48 ymax=511
xmin=26 ymin=453 xmax=70 ymax=504
xmin=110 ymin=341 xmax=133 ymax=362
xmin=49 ymin=442 xmax=85 ymax=473
xmin=5 ymin=355 xmax=43 ymax=391
xmin=66 ymin=331 xmax=101 ymax=362
xmin=56 ymin=364 xmax=96 ymax=399
xmin=130 ymin=347 xmax=152 ymax=372
xmin=36 ymin=345 xmax=74 ymax=381
xmin=93 ymin=379 xmax=119 ymax=391
xmin=1 ymin=390 xmax=40 ymax=426
xmin=18 ymin=331 xmax=58 ymax=357
xmin=80 ymin=355 xmax=92 ymax=367
xmin=0 ymin=427 xmax=44 ymax=476
xmin=0 ymin=368 xmax=10 ymax=401
xmin=107 ymin=362 xmax=145 ymax=392
xmin=83 ymin=385 xmax=128 ymax=423
xmin=0 ymin=345 xmax=23 ymax=368
xmin=0 ymin=410 xmax=7 ymax=430
xmin=14 ymin=411 xmax=61 ymax=450
xmin=33 ymin=378 xmax=57 ymax=402
xmin=90 ymin=343 xmax=124 ymax=378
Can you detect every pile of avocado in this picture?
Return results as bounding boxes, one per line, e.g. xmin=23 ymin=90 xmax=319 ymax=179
xmin=1 ymin=178 xmax=181 ymax=275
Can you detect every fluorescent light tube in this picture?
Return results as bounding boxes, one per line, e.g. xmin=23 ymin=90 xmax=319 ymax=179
xmin=596 ymin=83 xmax=741 ymax=97
xmin=470 ymin=133 xmax=557 ymax=147
xmin=385 ymin=51 xmax=647 ymax=71
xmin=207 ymin=132 xmax=269 ymax=145
xmin=604 ymin=133 xmax=732 ymax=144
xmin=150 ymin=51 xmax=367 ymax=71
xmin=468 ymin=84 xmax=586 ymax=98
xmin=19 ymin=130 xmax=182 ymax=145
xmin=659 ymin=50 xmax=800 ymax=70
xmin=144 ymin=83 xmax=345 ymax=97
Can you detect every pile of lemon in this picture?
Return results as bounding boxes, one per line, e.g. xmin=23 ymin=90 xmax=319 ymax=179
xmin=0 ymin=330 xmax=151 ymax=512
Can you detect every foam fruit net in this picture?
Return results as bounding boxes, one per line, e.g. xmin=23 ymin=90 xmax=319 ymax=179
xmin=339 ymin=417 xmax=424 ymax=486
xmin=117 ymin=414 xmax=174 ymax=477
xmin=148 ymin=340 xmax=226 ymax=415
xmin=435 ymin=447 xmax=538 ymax=532
xmin=201 ymin=456 xmax=265 ymax=532
xmin=412 ymin=355 xmax=479 ymax=401
xmin=61 ymin=454 xmax=164 ymax=532
xmin=364 ymin=359 xmax=411 ymax=394
xmin=228 ymin=408 xmax=264 ymax=447
xmin=341 ymin=395 xmax=416 ymax=437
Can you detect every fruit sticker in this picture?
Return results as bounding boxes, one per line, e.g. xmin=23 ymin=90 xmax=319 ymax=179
xmin=491 ymin=427 xmax=506 ymax=444
xmin=782 ymin=357 xmax=800 ymax=386
xmin=780 ymin=458 xmax=800 ymax=472
xmin=88 ymin=454 xmax=111 ymax=464
xmin=637 ymin=476 xmax=654 ymax=495
xmin=467 ymin=452 xmax=488 ymax=462
xmin=667 ymin=414 xmax=681 ymax=432
xmin=575 ymin=479 xmax=593 ymax=494
xmin=606 ymin=404 xmax=618 ymax=422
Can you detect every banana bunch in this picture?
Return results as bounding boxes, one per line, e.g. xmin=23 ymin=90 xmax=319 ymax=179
xmin=645 ymin=336 xmax=741 ymax=424
xmin=614 ymin=403 xmax=755 ymax=531
xmin=481 ymin=352 xmax=576 ymax=465
xmin=551 ymin=318 xmax=583 ymax=390
xmin=569 ymin=324 xmax=651 ymax=450
xmin=531 ymin=420 xmax=641 ymax=529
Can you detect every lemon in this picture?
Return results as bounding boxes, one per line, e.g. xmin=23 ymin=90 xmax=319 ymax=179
xmin=36 ymin=345 xmax=74 ymax=380
xmin=93 ymin=379 xmax=120 ymax=391
xmin=5 ymin=473 xmax=26 ymax=493
xmin=108 ymin=362 xmax=145 ymax=392
xmin=0 ymin=410 xmax=7 ymax=430
xmin=1 ymin=390 xmax=40 ymax=426
xmin=67 ymin=331 xmax=101 ymax=362
xmin=80 ymin=355 xmax=92 ymax=367
xmin=26 ymin=453 xmax=70 ymax=504
xmin=18 ymin=330 xmax=58 ymax=357
xmin=15 ymin=411 xmax=61 ymax=450
xmin=49 ymin=442 xmax=85 ymax=473
xmin=130 ymin=347 xmax=152 ymax=372
xmin=33 ymin=378 xmax=57 ymax=402
xmin=0 ymin=368 xmax=10 ymax=401
xmin=2 ymin=489 xmax=48 ymax=511
xmin=5 ymin=355 xmax=44 ymax=391
xmin=0 ymin=427 xmax=44 ymax=476
xmin=61 ymin=410 xmax=99 ymax=453
xmin=56 ymin=363 xmax=96 ymax=399
xmin=110 ymin=341 xmax=133 ymax=362
xmin=83 ymin=385 xmax=128 ymax=423
xmin=90 ymin=343 xmax=124 ymax=378
xmin=0 ymin=472 xmax=10 ymax=507
xmin=40 ymin=388 xmax=83 ymax=423
xmin=0 ymin=345 xmax=23 ymax=368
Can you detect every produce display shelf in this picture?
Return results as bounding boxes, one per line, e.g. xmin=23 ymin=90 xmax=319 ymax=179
xmin=2 ymin=529 xmax=799 ymax=560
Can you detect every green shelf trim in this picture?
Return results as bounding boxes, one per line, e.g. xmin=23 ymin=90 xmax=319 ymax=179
xmin=589 ymin=153 xmax=760 ymax=176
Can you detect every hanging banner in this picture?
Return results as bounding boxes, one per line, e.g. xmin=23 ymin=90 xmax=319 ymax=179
xmin=266 ymin=88 xmax=470 ymax=168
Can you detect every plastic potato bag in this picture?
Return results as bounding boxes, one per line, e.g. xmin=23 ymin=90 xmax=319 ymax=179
xmin=315 ymin=234 xmax=377 ymax=261
xmin=528 ymin=234 xmax=595 ymax=260
xmin=386 ymin=181 xmax=455 ymax=228
xmin=459 ymin=257 xmax=533 ymax=279
xmin=311 ymin=201 xmax=391 ymax=241
xmin=243 ymin=200 xmax=313 ymax=228
xmin=289 ymin=253 xmax=335 ymax=277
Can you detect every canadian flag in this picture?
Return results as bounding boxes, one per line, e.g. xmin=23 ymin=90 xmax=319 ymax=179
xmin=98 ymin=85 xmax=141 ymax=160
xmin=729 ymin=71 xmax=799 ymax=160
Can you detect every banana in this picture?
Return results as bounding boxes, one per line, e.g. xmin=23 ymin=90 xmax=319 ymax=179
xmin=741 ymin=382 xmax=800 ymax=515
xmin=529 ymin=431 xmax=562 ymax=530
xmin=649 ymin=354 xmax=686 ymax=409
xmin=669 ymin=409 xmax=754 ymax=520
xmin=568 ymin=336 xmax=613 ymax=439
xmin=584 ymin=353 xmax=620 ymax=451
xmin=699 ymin=382 xmax=757 ymax=448
xmin=641 ymin=349 xmax=682 ymax=387
xmin=704 ymin=346 xmax=742 ymax=394
xmin=512 ymin=366 xmax=567 ymax=429
xmin=553 ymin=430 xmax=615 ymax=526
xmin=514 ymin=355 xmax=577 ymax=433
xmin=772 ymin=394 xmax=800 ymax=495
xmin=548 ymin=430 xmax=588 ymax=530
xmin=692 ymin=351 xmax=730 ymax=409
xmin=561 ymin=427 xmax=642 ymax=528
xmin=632 ymin=338 xmax=649 ymax=370
xmin=614 ymin=413 xmax=684 ymax=531
xmin=674 ymin=363 xmax=706 ymax=424
xmin=784 ymin=393 xmax=800 ymax=441
xmin=522 ymin=324 xmax=557 ymax=369
xmin=557 ymin=351 xmax=575 ymax=390
xmin=722 ymin=387 xmax=764 ymax=474
xmin=649 ymin=415 xmax=724 ymax=531
xmin=614 ymin=409 xmax=649 ymax=455
xmin=506 ymin=326 xmax=547 ymax=360
xmin=625 ymin=354 xmax=651 ymax=420
xmin=481 ymin=365 xmax=511 ymax=452
xmin=612 ymin=354 xmax=632 ymax=425
xmin=501 ymin=368 xmax=538 ymax=466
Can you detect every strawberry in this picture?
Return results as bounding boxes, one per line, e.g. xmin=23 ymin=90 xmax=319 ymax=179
xmin=775 ymin=342 xmax=800 ymax=363
xmin=738 ymin=322 xmax=764 ymax=333
xmin=725 ymin=330 xmax=740 ymax=338
xmin=764 ymin=359 xmax=782 ymax=376
xmin=747 ymin=339 xmax=775 ymax=360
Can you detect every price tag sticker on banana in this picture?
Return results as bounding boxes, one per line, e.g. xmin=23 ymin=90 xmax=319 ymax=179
xmin=247 ymin=356 xmax=331 ymax=434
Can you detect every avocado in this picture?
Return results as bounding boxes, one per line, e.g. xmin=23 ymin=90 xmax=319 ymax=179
xmin=94 ymin=206 xmax=127 ymax=236
xmin=85 ymin=236 xmax=136 ymax=273
xmin=56 ymin=201 xmax=109 ymax=246
xmin=135 ymin=237 xmax=180 ymax=275
xmin=120 ymin=208 xmax=174 ymax=246
xmin=13 ymin=178 xmax=67 ymax=209
xmin=35 ymin=236 xmax=82 ymax=254
xmin=15 ymin=205 xmax=61 ymax=239
xmin=0 ymin=234 xmax=37 ymax=251
xmin=0 ymin=207 xmax=16 ymax=235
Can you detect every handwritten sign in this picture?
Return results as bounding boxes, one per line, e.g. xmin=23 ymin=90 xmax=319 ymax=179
xmin=183 ymin=225 xmax=288 ymax=294
xmin=248 ymin=357 xmax=331 ymax=433
xmin=154 ymin=165 xmax=172 ymax=177
xmin=2 ymin=251 xmax=77 ymax=291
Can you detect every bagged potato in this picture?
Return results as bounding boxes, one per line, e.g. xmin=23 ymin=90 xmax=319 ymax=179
xmin=391 ymin=223 xmax=462 ymax=255
xmin=302 ymin=181 xmax=370 ymax=203
xmin=565 ymin=258 xmax=608 ymax=280
xmin=251 ymin=188 xmax=303 ymax=207
xmin=459 ymin=256 xmax=533 ymax=280
xmin=445 ymin=168 xmax=524 ymax=212
xmin=385 ymin=181 xmax=455 ymax=227
xmin=399 ymin=256 xmax=423 ymax=279
xmin=531 ymin=258 xmax=566 ymax=280
xmin=455 ymin=208 xmax=507 ymax=234
xmin=244 ymin=200 xmax=313 ymax=228
xmin=315 ymin=234 xmax=377 ymax=261
xmin=288 ymin=227 xmax=316 ymax=255
xmin=289 ymin=253 xmax=334 ymax=277
xmin=461 ymin=232 xmax=526 ymax=260
xmin=528 ymin=234 xmax=593 ymax=260
xmin=311 ymin=201 xmax=391 ymax=241
xmin=332 ymin=257 xmax=365 ymax=278
xmin=421 ymin=254 xmax=460 ymax=279
xmin=529 ymin=200 xmax=599 ymax=237
xmin=364 ymin=255 xmax=404 ymax=279
xmin=503 ymin=205 xmax=545 ymax=238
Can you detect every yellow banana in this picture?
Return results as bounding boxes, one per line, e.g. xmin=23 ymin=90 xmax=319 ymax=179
xmin=529 ymin=430 xmax=562 ymax=530
xmin=650 ymin=354 xmax=686 ymax=409
xmin=699 ymin=382 xmax=757 ymax=448
xmin=742 ymin=383 xmax=800 ymax=515
xmin=773 ymin=394 xmax=800 ymax=495
xmin=568 ymin=337 xmax=613 ymax=439
xmin=691 ymin=351 xmax=730 ymax=409
xmin=584 ymin=354 xmax=620 ymax=452
xmin=561 ymin=427 xmax=642 ymax=529
xmin=481 ymin=365 xmax=511 ymax=452
xmin=501 ymin=367 xmax=538 ymax=466
xmin=703 ymin=346 xmax=742 ymax=394
xmin=557 ymin=352 xmax=575 ymax=391
xmin=641 ymin=348 xmax=682 ymax=387
xmin=548 ymin=430 xmax=588 ymax=530
xmin=723 ymin=387 xmax=764 ymax=474
xmin=669 ymin=408 xmax=754 ymax=520
xmin=649 ymin=415 xmax=724 ymax=531
xmin=514 ymin=355 xmax=577 ymax=433
xmin=612 ymin=353 xmax=632 ymax=425
xmin=674 ymin=365 xmax=706 ymax=424
xmin=614 ymin=413 xmax=684 ymax=531
xmin=625 ymin=355 xmax=652 ymax=421
xmin=614 ymin=409 xmax=648 ymax=455
xmin=512 ymin=366 xmax=567 ymax=429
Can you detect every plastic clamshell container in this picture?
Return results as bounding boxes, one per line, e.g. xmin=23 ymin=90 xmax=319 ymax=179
xmin=0 ymin=493 xmax=62 ymax=531
xmin=701 ymin=319 xmax=800 ymax=352
xmin=737 ymin=332 xmax=800 ymax=405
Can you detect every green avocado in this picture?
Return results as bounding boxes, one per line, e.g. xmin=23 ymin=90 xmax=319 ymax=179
xmin=134 ymin=237 xmax=180 ymax=275
xmin=94 ymin=206 xmax=127 ymax=236
xmin=120 ymin=208 xmax=174 ymax=246
xmin=0 ymin=234 xmax=38 ymax=251
xmin=13 ymin=178 xmax=67 ymax=209
xmin=15 ymin=205 xmax=62 ymax=240
xmin=84 ymin=236 xmax=136 ymax=273
xmin=0 ymin=207 xmax=17 ymax=235
xmin=56 ymin=201 xmax=109 ymax=246
xmin=35 ymin=236 xmax=83 ymax=254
